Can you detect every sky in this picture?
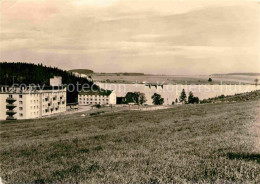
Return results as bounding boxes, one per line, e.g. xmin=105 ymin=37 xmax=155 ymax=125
xmin=0 ymin=0 xmax=259 ymax=75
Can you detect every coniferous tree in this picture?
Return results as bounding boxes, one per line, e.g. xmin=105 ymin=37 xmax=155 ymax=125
xmin=179 ymin=89 xmax=187 ymax=103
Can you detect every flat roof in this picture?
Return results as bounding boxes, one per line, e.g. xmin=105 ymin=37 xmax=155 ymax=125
xmin=79 ymin=90 xmax=113 ymax=96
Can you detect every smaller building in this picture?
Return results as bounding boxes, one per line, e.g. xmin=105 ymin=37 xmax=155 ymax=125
xmin=50 ymin=76 xmax=62 ymax=86
xmin=78 ymin=90 xmax=116 ymax=105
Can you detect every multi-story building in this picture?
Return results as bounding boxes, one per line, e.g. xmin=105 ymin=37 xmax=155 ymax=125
xmin=0 ymin=77 xmax=66 ymax=120
xmin=78 ymin=90 xmax=116 ymax=105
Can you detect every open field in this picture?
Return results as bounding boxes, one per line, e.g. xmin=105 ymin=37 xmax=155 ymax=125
xmin=92 ymin=74 xmax=260 ymax=85
xmin=1 ymin=100 xmax=260 ymax=183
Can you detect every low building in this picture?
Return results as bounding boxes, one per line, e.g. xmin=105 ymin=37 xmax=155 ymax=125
xmin=0 ymin=77 xmax=67 ymax=120
xmin=78 ymin=90 xmax=116 ymax=105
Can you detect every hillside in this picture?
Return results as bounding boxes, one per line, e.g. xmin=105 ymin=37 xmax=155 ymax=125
xmin=0 ymin=100 xmax=259 ymax=183
xmin=0 ymin=62 xmax=97 ymax=103
xmin=201 ymin=90 xmax=260 ymax=103
xmin=211 ymin=73 xmax=260 ymax=76
xmin=95 ymin=72 xmax=145 ymax=76
xmin=68 ymin=69 xmax=94 ymax=75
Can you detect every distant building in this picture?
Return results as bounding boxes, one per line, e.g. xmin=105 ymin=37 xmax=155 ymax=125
xmin=72 ymin=72 xmax=92 ymax=81
xmin=78 ymin=90 xmax=116 ymax=105
xmin=0 ymin=77 xmax=66 ymax=120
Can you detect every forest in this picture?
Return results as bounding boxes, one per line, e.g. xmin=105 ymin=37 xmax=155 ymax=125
xmin=0 ymin=62 xmax=97 ymax=103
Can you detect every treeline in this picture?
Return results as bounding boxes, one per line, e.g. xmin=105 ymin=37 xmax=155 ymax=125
xmin=0 ymin=62 xmax=97 ymax=103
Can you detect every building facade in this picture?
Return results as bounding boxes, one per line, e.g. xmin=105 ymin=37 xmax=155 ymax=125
xmin=0 ymin=77 xmax=67 ymax=120
xmin=78 ymin=90 xmax=116 ymax=105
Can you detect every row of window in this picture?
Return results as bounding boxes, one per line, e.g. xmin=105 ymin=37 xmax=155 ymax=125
xmin=17 ymin=106 xmax=66 ymax=117
xmin=79 ymin=98 xmax=109 ymax=101
xmin=80 ymin=101 xmax=109 ymax=105
xmin=79 ymin=95 xmax=109 ymax=98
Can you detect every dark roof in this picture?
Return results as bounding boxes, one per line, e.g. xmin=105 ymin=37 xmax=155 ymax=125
xmin=79 ymin=90 xmax=113 ymax=96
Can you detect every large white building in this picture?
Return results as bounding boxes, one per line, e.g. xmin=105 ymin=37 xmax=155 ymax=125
xmin=78 ymin=90 xmax=116 ymax=105
xmin=0 ymin=77 xmax=66 ymax=120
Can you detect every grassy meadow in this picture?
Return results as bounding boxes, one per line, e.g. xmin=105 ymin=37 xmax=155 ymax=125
xmin=1 ymin=100 xmax=260 ymax=183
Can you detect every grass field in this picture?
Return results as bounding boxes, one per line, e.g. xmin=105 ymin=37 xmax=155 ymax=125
xmin=1 ymin=100 xmax=260 ymax=183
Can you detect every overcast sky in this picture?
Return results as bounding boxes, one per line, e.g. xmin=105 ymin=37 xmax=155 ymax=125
xmin=1 ymin=0 xmax=259 ymax=74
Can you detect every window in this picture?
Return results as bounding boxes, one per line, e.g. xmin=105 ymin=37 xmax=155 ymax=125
xmin=19 ymin=95 xmax=22 ymax=98
xmin=19 ymin=101 xmax=23 ymax=104
xmin=19 ymin=113 xmax=23 ymax=117
xmin=19 ymin=107 xmax=23 ymax=110
xmin=9 ymin=95 xmax=13 ymax=98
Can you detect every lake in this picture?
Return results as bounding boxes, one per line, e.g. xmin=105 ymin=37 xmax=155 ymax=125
xmin=97 ymin=83 xmax=260 ymax=105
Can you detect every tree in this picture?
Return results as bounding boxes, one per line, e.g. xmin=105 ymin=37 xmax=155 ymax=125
xmin=151 ymin=93 xmax=164 ymax=105
xmin=139 ymin=93 xmax=147 ymax=105
xmin=255 ymin=78 xmax=259 ymax=86
xmin=124 ymin=92 xmax=146 ymax=105
xmin=188 ymin=91 xmax=194 ymax=104
xmin=193 ymin=97 xmax=200 ymax=104
xmin=208 ymin=78 xmax=213 ymax=82
xmin=188 ymin=91 xmax=200 ymax=104
xmin=179 ymin=89 xmax=187 ymax=103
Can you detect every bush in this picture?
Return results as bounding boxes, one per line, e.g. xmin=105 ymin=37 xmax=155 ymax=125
xmin=95 ymin=104 xmax=101 ymax=108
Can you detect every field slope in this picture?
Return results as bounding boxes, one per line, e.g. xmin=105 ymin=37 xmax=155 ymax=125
xmin=0 ymin=100 xmax=260 ymax=183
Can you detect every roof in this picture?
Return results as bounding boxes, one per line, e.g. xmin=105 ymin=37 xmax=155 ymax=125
xmin=79 ymin=90 xmax=113 ymax=96
xmin=0 ymin=85 xmax=66 ymax=93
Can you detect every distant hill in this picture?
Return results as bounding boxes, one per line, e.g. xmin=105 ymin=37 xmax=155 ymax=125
xmin=0 ymin=62 xmax=97 ymax=103
xmin=211 ymin=73 xmax=260 ymax=76
xmin=68 ymin=69 xmax=94 ymax=75
xmin=96 ymin=72 xmax=145 ymax=76
xmin=226 ymin=73 xmax=260 ymax=76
